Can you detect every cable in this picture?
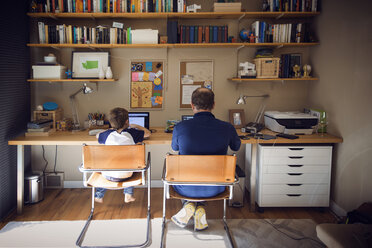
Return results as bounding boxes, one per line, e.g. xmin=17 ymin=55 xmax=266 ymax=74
xmin=262 ymin=219 xmax=325 ymax=247
xmin=53 ymin=145 xmax=58 ymax=173
xmin=41 ymin=145 xmax=48 ymax=174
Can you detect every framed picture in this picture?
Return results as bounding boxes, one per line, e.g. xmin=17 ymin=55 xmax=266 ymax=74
xmin=229 ymin=109 xmax=245 ymax=128
xmin=72 ymin=52 xmax=109 ymax=78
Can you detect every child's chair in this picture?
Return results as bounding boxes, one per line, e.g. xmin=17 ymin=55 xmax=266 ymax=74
xmin=76 ymin=144 xmax=151 ymax=248
xmin=160 ymin=153 xmax=238 ymax=248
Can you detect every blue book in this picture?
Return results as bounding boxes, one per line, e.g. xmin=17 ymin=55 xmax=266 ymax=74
xmin=190 ymin=26 xmax=195 ymax=43
xmin=213 ymin=26 xmax=218 ymax=43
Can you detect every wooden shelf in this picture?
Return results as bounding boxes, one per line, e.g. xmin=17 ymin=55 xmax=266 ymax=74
xmin=27 ymin=79 xmax=117 ymax=82
xmin=229 ymin=77 xmax=319 ymax=82
xmin=27 ymin=42 xmax=319 ymax=48
xmin=27 ymin=11 xmax=320 ymax=19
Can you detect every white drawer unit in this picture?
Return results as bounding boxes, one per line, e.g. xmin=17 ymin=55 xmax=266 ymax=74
xmin=256 ymin=145 xmax=332 ymax=208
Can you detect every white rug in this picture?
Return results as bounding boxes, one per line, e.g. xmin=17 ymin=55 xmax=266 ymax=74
xmin=0 ymin=218 xmax=324 ymax=248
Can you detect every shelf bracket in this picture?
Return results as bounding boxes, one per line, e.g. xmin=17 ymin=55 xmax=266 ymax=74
xmin=276 ymin=13 xmax=285 ymax=20
xmin=276 ymin=44 xmax=284 ymax=49
xmin=47 ymin=13 xmax=58 ymax=20
xmin=236 ymin=45 xmax=244 ymax=51
xmin=90 ymin=14 xmax=95 ymax=20
xmin=238 ymin=13 xmax=246 ymax=22
xmin=51 ymin=46 xmax=60 ymax=50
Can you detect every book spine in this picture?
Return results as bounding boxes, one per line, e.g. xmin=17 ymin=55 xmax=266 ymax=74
xmin=205 ymin=26 xmax=209 ymax=43
xmin=213 ymin=26 xmax=217 ymax=43
xmin=190 ymin=26 xmax=194 ymax=43
xmin=198 ymin=26 xmax=202 ymax=43
xmin=185 ymin=26 xmax=190 ymax=43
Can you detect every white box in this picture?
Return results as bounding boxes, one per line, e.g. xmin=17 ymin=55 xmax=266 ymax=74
xmin=32 ymin=65 xmax=66 ymax=79
xmin=131 ymin=29 xmax=158 ymax=44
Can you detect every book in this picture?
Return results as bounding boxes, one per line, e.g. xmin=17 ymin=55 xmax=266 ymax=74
xmin=205 ymin=26 xmax=209 ymax=43
xmin=190 ymin=26 xmax=194 ymax=43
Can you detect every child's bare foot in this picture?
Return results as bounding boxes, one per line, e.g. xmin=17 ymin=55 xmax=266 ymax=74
xmin=94 ymin=197 xmax=103 ymax=203
xmin=124 ymin=194 xmax=136 ymax=203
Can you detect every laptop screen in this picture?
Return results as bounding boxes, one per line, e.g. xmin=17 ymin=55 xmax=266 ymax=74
xmin=128 ymin=112 xmax=150 ymax=129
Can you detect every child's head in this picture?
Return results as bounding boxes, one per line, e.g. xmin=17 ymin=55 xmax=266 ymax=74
xmin=108 ymin=107 xmax=129 ymax=130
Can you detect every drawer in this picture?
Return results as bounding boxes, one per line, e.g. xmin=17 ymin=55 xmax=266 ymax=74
xmin=262 ymin=156 xmax=331 ymax=165
xmin=262 ymin=173 xmax=329 ymax=184
xmin=260 ymin=146 xmax=332 ymax=158
xmin=264 ymin=165 xmax=330 ymax=174
xmin=261 ymin=184 xmax=329 ymax=195
xmin=259 ymin=194 xmax=329 ymax=207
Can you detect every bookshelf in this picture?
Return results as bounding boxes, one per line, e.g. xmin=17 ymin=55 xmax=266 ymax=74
xmin=27 ymin=79 xmax=117 ymax=82
xmin=229 ymin=77 xmax=319 ymax=82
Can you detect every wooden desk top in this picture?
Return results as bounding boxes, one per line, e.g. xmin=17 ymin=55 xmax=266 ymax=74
xmin=8 ymin=127 xmax=342 ymax=146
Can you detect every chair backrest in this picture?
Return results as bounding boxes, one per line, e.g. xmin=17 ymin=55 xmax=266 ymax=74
xmin=83 ymin=144 xmax=146 ymax=169
xmin=165 ymin=155 xmax=236 ymax=183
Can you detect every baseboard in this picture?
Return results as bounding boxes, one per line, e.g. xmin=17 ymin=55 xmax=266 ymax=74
xmin=64 ymin=180 xmax=163 ymax=188
xmin=330 ymin=200 xmax=347 ymax=217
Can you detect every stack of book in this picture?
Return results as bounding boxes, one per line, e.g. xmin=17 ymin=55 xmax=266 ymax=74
xmin=264 ymin=0 xmax=319 ymax=12
xmin=33 ymin=0 xmax=190 ymax=13
xmin=179 ymin=25 xmax=228 ymax=44
xmin=279 ymin=53 xmax=301 ymax=78
xmin=26 ymin=120 xmax=53 ymax=136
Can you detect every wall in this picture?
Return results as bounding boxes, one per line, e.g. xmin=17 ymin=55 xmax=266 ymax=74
xmin=0 ymin=1 xmax=30 ymax=220
xmin=29 ymin=2 xmax=313 ymax=182
xmin=309 ymin=0 xmax=372 ymax=212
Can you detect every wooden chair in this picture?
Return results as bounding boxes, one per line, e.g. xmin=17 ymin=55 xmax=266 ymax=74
xmin=160 ymin=154 xmax=238 ymax=248
xmin=76 ymin=144 xmax=151 ymax=248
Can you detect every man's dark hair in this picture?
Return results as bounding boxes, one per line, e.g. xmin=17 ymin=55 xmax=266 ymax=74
xmin=191 ymin=88 xmax=214 ymax=110
xmin=108 ymin=107 xmax=129 ymax=129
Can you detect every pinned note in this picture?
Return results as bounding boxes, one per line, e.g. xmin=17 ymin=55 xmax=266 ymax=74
xmin=132 ymin=72 xmax=139 ymax=81
xmin=138 ymin=72 xmax=144 ymax=81
xmin=149 ymin=72 xmax=156 ymax=81
xmin=154 ymin=78 xmax=162 ymax=90
xmin=155 ymin=96 xmax=163 ymax=104
xmin=145 ymin=62 xmax=153 ymax=71
xmin=155 ymin=70 xmax=163 ymax=78
xmin=151 ymin=96 xmax=158 ymax=106
xmin=143 ymin=72 xmax=149 ymax=81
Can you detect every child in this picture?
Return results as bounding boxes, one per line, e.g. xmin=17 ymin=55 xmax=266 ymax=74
xmin=94 ymin=107 xmax=151 ymax=203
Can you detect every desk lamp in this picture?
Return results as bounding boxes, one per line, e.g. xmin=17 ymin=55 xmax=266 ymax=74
xmin=70 ymin=83 xmax=93 ymax=131
xmin=236 ymin=94 xmax=269 ymax=104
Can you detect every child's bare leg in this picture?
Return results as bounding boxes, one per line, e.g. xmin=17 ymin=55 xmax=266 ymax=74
xmin=124 ymin=187 xmax=135 ymax=203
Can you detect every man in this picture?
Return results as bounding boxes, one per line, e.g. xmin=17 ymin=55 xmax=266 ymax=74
xmin=171 ymin=87 xmax=241 ymax=231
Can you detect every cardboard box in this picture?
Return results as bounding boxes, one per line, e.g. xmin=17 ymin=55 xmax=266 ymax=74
xmin=213 ymin=3 xmax=242 ymax=12
xmin=32 ymin=65 xmax=66 ymax=79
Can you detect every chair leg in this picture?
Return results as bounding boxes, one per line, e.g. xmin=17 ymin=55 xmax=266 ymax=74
xmin=160 ymin=184 xmax=167 ymax=248
xmin=76 ymin=187 xmax=96 ymax=247
xmin=223 ymin=199 xmax=235 ymax=248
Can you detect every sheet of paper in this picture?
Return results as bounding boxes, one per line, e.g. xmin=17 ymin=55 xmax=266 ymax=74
xmin=185 ymin=62 xmax=213 ymax=82
xmin=182 ymin=85 xmax=201 ymax=105
xmin=181 ymin=75 xmax=194 ymax=84
xmin=131 ymin=81 xmax=152 ymax=108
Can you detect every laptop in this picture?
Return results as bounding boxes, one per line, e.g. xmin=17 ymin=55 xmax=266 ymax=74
xmin=128 ymin=112 xmax=150 ymax=129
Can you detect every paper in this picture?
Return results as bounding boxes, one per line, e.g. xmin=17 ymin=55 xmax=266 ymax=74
xmin=149 ymin=72 xmax=156 ymax=81
xmin=153 ymin=78 xmax=162 ymax=90
xmin=182 ymin=85 xmax=201 ymax=105
xmin=145 ymin=62 xmax=152 ymax=71
xmin=186 ymin=62 xmax=213 ymax=82
xmin=155 ymin=70 xmax=163 ymax=78
xmin=132 ymin=72 xmax=139 ymax=81
xmin=138 ymin=72 xmax=144 ymax=81
xmin=142 ymin=72 xmax=149 ymax=81
xmin=181 ymin=75 xmax=194 ymax=84
xmin=151 ymin=96 xmax=158 ymax=106
xmin=131 ymin=81 xmax=152 ymax=108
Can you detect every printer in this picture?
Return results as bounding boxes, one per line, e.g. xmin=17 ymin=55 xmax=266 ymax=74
xmin=264 ymin=111 xmax=318 ymax=135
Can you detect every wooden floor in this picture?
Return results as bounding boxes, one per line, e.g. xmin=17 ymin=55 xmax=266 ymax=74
xmin=1 ymin=188 xmax=337 ymax=229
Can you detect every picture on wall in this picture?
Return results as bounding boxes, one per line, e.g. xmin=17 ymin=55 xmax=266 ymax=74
xmin=130 ymin=61 xmax=164 ymax=109
xmin=72 ymin=52 xmax=109 ymax=78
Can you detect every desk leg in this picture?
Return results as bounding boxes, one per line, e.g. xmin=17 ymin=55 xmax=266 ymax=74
xmin=17 ymin=145 xmax=24 ymax=214
xmin=249 ymin=144 xmax=257 ymax=212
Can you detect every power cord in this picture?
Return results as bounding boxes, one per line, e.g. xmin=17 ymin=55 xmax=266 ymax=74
xmin=53 ymin=145 xmax=58 ymax=173
xmin=262 ymin=219 xmax=325 ymax=247
xmin=41 ymin=145 xmax=48 ymax=174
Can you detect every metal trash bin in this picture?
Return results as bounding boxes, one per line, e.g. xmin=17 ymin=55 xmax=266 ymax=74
xmin=25 ymin=171 xmax=44 ymax=204
xmin=229 ymin=165 xmax=245 ymax=207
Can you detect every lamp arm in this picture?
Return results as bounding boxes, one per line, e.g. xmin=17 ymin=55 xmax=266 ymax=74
xmin=69 ymin=87 xmax=84 ymax=99
xmin=70 ymin=95 xmax=80 ymax=129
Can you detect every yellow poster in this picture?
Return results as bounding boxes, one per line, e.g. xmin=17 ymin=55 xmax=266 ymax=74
xmin=131 ymin=81 xmax=152 ymax=108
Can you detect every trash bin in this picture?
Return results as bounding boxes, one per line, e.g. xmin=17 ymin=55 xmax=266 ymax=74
xmin=25 ymin=171 xmax=44 ymax=204
xmin=229 ymin=165 xmax=245 ymax=207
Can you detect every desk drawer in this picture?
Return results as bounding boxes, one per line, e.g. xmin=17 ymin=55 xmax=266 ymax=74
xmin=261 ymin=146 xmax=332 ymax=158
xmin=259 ymin=194 xmax=329 ymax=207
xmin=262 ymin=156 xmax=331 ymax=165
xmin=261 ymin=184 xmax=329 ymax=195
xmin=264 ymin=165 xmax=330 ymax=174
xmin=262 ymin=173 xmax=329 ymax=184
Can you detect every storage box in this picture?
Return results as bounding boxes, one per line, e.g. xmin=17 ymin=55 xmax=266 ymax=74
xmin=254 ymin=58 xmax=280 ymax=78
xmin=213 ymin=3 xmax=242 ymax=12
xmin=34 ymin=108 xmax=63 ymax=130
xmin=32 ymin=65 xmax=66 ymax=79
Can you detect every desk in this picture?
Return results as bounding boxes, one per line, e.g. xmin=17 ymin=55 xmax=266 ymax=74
xmin=9 ymin=127 xmax=342 ymax=214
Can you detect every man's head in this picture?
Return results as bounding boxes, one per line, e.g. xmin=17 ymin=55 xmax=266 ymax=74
xmin=108 ymin=107 xmax=129 ymax=130
xmin=191 ymin=87 xmax=215 ymax=112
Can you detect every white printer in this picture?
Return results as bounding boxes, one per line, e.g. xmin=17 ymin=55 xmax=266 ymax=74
xmin=264 ymin=111 xmax=319 ymax=135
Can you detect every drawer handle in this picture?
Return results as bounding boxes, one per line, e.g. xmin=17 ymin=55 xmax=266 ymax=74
xmin=289 ymin=148 xmax=304 ymax=151
xmin=288 ymin=164 xmax=303 ymax=167
xmin=287 ymin=194 xmax=302 ymax=197
xmin=289 ymin=156 xmax=303 ymax=159
xmin=288 ymin=173 xmax=303 ymax=176
xmin=287 ymin=184 xmax=302 ymax=186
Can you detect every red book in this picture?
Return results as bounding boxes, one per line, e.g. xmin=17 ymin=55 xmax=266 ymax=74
xmin=198 ymin=26 xmax=202 ymax=43
xmin=88 ymin=0 xmax=91 ymax=12
xmin=52 ymin=0 xmax=56 ymax=12
xmin=180 ymin=25 xmax=183 ymax=44
xmin=205 ymin=26 xmax=209 ymax=43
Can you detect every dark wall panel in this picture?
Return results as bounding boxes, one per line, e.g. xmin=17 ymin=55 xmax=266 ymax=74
xmin=0 ymin=1 xmax=31 ymax=220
